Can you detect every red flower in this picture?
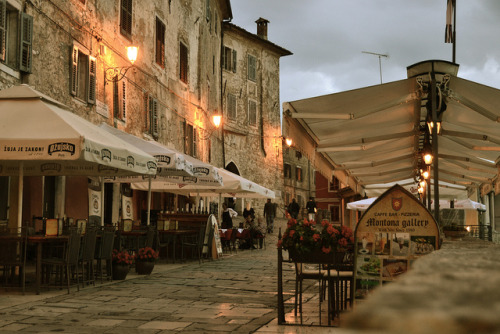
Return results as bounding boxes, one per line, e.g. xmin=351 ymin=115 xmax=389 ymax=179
xmin=277 ymin=239 xmax=283 ymax=248
xmin=313 ymin=233 xmax=320 ymax=242
xmin=322 ymin=246 xmax=331 ymax=254
xmin=289 ymin=230 xmax=296 ymax=237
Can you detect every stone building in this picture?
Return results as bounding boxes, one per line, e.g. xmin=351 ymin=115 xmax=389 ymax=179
xmin=221 ymin=18 xmax=291 ymax=215
xmin=282 ymin=146 xmax=315 ymax=219
xmin=0 ymin=0 xmax=289 ymax=226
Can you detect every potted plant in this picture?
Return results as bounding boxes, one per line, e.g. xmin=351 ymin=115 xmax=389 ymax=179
xmin=112 ymin=249 xmax=133 ymax=280
xmin=442 ymin=224 xmax=468 ymax=239
xmin=278 ymin=218 xmax=354 ymax=263
xmin=135 ymin=247 xmax=159 ymax=275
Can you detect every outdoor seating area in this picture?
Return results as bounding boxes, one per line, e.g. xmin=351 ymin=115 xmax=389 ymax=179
xmin=0 ymin=216 xmax=213 ymax=295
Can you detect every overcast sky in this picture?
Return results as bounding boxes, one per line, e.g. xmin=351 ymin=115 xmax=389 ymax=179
xmin=230 ymin=0 xmax=500 ymax=104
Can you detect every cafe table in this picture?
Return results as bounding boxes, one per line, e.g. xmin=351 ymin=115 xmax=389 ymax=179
xmin=159 ymin=229 xmax=198 ymax=263
xmin=0 ymin=234 xmax=68 ymax=294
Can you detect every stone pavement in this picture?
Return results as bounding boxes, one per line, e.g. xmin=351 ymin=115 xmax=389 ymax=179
xmin=0 ymin=217 xmax=341 ymax=334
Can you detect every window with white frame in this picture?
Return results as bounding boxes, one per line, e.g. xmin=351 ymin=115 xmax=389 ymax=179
xmin=222 ymin=46 xmax=236 ymax=73
xmin=248 ymin=99 xmax=257 ymax=126
xmin=70 ymin=45 xmax=96 ymax=104
xmin=330 ymin=204 xmax=340 ymax=222
xmin=179 ymin=42 xmax=188 ymax=83
xmin=0 ymin=1 xmax=33 ymax=73
xmin=227 ymin=93 xmax=236 ymax=120
xmin=120 ymin=0 xmax=132 ymax=39
xmin=155 ymin=17 xmax=165 ymax=68
xmin=144 ymin=92 xmax=158 ymax=139
xmin=247 ymin=54 xmax=256 ymax=81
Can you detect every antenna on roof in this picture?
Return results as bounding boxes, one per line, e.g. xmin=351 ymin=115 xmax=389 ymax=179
xmin=362 ymin=51 xmax=389 ymax=84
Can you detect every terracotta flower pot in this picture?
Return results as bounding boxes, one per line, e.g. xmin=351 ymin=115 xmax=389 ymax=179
xmin=112 ymin=264 xmax=130 ymax=280
xmin=136 ymin=260 xmax=155 ymax=275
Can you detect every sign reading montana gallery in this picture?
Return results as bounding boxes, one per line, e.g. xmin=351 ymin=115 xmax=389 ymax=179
xmin=354 ymin=185 xmax=440 ymax=300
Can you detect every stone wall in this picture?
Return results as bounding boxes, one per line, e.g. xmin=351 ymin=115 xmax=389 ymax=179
xmin=343 ymin=237 xmax=500 ymax=334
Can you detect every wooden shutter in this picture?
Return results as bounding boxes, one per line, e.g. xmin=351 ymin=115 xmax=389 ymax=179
xmin=221 ymin=46 xmax=226 ymax=70
xmin=193 ymin=127 xmax=197 ymax=158
xmin=0 ymin=0 xmax=6 ymax=62
xmin=113 ymin=78 xmax=119 ymax=118
xmin=87 ymin=56 xmax=96 ymax=104
xmin=70 ymin=46 xmax=79 ymax=96
xmin=121 ymin=80 xmax=126 ymax=120
xmin=205 ymin=0 xmax=211 ymax=22
xmin=120 ymin=0 xmax=132 ymax=37
xmin=248 ymin=55 xmax=256 ymax=81
xmin=150 ymin=97 xmax=159 ymax=138
xmin=232 ymin=50 xmax=237 ymax=73
xmin=143 ymin=92 xmax=149 ymax=130
xmin=19 ymin=13 xmax=33 ymax=73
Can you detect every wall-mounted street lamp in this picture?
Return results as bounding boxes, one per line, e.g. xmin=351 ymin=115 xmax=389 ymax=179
xmin=105 ymin=46 xmax=138 ymax=82
xmin=422 ymin=139 xmax=433 ymax=165
xmin=285 ymin=137 xmax=292 ymax=147
xmin=212 ymin=113 xmax=222 ymax=129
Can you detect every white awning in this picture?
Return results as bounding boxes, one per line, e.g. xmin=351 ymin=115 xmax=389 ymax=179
xmin=131 ymin=168 xmax=275 ymax=199
xmin=283 ymin=60 xmax=500 ymax=200
xmin=0 ymin=85 xmax=157 ymax=176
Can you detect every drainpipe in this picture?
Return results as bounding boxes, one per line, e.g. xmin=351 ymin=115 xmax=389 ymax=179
xmin=220 ymin=20 xmax=231 ymax=168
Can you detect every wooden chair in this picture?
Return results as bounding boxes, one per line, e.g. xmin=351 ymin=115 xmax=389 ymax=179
xmin=181 ymin=227 xmax=205 ymax=264
xmin=95 ymin=229 xmax=115 ymax=283
xmin=0 ymin=227 xmax=28 ymax=294
xmin=155 ymin=229 xmax=173 ymax=263
xmin=79 ymin=228 xmax=98 ymax=287
xmin=41 ymin=228 xmax=81 ymax=294
xmin=294 ymin=262 xmax=327 ymax=324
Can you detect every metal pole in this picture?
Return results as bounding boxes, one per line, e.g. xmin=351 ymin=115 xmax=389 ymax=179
xmin=277 ymin=227 xmax=285 ymax=324
xmin=431 ymin=66 xmax=440 ymax=225
xmin=378 ymin=56 xmax=383 ymax=84
xmin=452 ymin=0 xmax=456 ymax=63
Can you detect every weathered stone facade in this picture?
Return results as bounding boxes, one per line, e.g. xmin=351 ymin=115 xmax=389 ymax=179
xmin=221 ymin=20 xmax=291 ymax=215
xmin=0 ymin=0 xmax=290 ymax=223
xmin=282 ymin=146 xmax=315 ymax=219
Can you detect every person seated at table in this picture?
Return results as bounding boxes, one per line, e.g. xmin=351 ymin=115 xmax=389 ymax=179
xmin=240 ymin=215 xmax=265 ymax=249
xmin=243 ymin=203 xmax=255 ymax=223
xmin=221 ymin=203 xmax=237 ymax=229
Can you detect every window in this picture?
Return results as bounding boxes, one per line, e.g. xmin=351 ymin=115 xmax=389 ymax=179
xmin=120 ymin=0 xmax=132 ymax=39
xmin=329 ymin=176 xmax=340 ymax=192
xmin=113 ymin=79 xmax=126 ymax=121
xmin=296 ymin=167 xmax=302 ymax=182
xmin=205 ymin=0 xmax=211 ymax=22
xmin=247 ymin=54 xmax=256 ymax=81
xmin=222 ymin=46 xmax=236 ymax=72
xmin=155 ymin=17 xmax=165 ymax=68
xmin=70 ymin=45 xmax=96 ymax=104
xmin=179 ymin=42 xmax=188 ymax=83
xmin=144 ymin=93 xmax=158 ymax=139
xmin=330 ymin=205 xmax=340 ymax=222
xmin=0 ymin=2 xmax=32 ymax=72
xmin=248 ymin=99 xmax=257 ymax=126
xmin=284 ymin=163 xmax=291 ymax=179
xmin=215 ymin=12 xmax=218 ymax=34
xmin=184 ymin=122 xmax=197 ymax=157
xmin=227 ymin=93 xmax=236 ymax=120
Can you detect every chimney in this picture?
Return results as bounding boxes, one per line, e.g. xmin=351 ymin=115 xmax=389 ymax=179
xmin=256 ymin=17 xmax=269 ymax=40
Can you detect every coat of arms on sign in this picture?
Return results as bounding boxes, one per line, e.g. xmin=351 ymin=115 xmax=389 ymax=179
xmin=392 ymin=197 xmax=402 ymax=211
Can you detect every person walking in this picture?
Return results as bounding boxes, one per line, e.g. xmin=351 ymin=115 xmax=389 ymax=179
xmin=306 ymin=197 xmax=317 ymax=221
xmin=263 ymin=199 xmax=276 ymax=234
xmin=287 ymin=198 xmax=300 ymax=219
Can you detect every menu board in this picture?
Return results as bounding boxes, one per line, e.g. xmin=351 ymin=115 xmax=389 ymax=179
xmin=354 ymin=185 xmax=440 ymax=300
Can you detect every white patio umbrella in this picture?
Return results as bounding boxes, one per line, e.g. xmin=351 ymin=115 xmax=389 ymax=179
xmin=0 ymin=85 xmax=157 ymax=227
xmin=347 ymin=197 xmax=484 ymax=211
xmin=131 ymin=167 xmax=275 ymax=199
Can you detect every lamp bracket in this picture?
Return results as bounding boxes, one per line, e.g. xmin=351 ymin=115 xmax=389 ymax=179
xmin=105 ymin=66 xmax=133 ymax=83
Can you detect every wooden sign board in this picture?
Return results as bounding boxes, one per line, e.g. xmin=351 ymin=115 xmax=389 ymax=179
xmin=354 ymin=184 xmax=440 ymax=300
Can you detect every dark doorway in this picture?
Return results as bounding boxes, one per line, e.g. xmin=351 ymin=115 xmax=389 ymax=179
xmin=43 ymin=176 xmax=56 ymax=218
xmin=0 ymin=177 xmax=9 ymax=220
xmin=104 ymin=183 xmax=114 ymax=226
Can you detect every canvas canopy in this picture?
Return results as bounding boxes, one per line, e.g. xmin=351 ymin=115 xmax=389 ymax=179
xmin=0 ymin=85 xmax=157 ymax=176
xmin=131 ymin=167 xmax=275 ymax=199
xmin=283 ymin=60 xmax=500 ymax=200
xmin=99 ymin=123 xmax=194 ymax=181
xmin=347 ymin=197 xmax=485 ymax=211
